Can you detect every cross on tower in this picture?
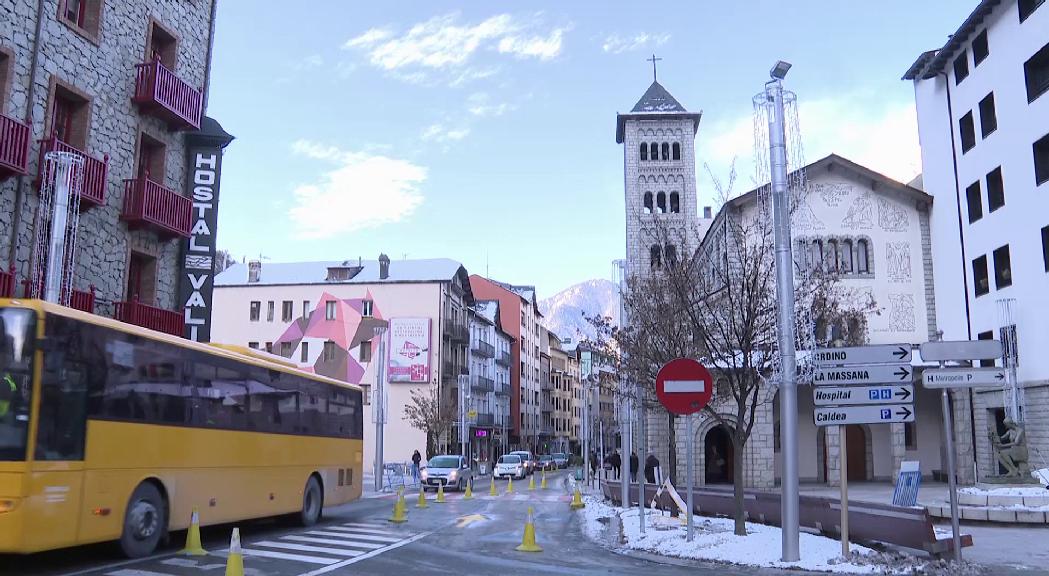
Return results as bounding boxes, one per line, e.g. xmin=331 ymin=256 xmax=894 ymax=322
xmin=647 ymin=54 xmax=662 ymax=82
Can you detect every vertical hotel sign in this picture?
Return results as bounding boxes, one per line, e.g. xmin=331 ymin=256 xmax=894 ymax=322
xmin=179 ymin=118 xmax=234 ymax=341
xmin=388 ymin=318 xmax=431 ymax=382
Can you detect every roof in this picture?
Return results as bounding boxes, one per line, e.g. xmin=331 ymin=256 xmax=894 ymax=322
xmin=216 ymin=258 xmax=466 ymax=286
xmin=902 ymin=0 xmax=1001 ymax=80
xmin=616 ymin=81 xmax=702 ymax=143
xmin=472 ymin=300 xmax=499 ymax=326
xmin=486 ymin=277 xmax=541 ymax=313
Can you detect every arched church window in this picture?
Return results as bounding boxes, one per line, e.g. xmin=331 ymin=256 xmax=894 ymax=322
xmin=649 ymin=142 xmax=658 ymax=160
xmin=672 ymin=142 xmax=681 ymax=160
xmin=661 ymin=142 xmax=670 ymax=161
xmin=639 ymin=143 xmax=648 ymax=161
xmin=643 ymin=192 xmax=653 ymax=214
xmin=650 ymin=245 xmax=662 ymax=269
xmin=656 ymin=192 xmax=666 ymax=214
xmin=665 ymin=244 xmax=677 ymax=266
xmin=841 ymin=240 xmax=854 ymax=273
xmin=826 ymin=239 xmax=839 ymax=271
xmin=857 ymin=239 xmax=870 ymax=273
xmin=810 ymin=239 xmax=823 ymax=272
xmin=669 ymin=192 xmax=680 ymax=213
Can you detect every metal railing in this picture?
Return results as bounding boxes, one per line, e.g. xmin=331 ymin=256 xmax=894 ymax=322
xmin=471 ymin=340 xmax=495 ymax=358
xmin=122 ymin=177 xmax=192 ymax=238
xmin=471 ymin=375 xmax=494 ymax=393
xmin=115 ymin=298 xmax=183 ymax=336
xmin=496 ymin=351 xmax=511 ymax=367
xmin=475 ymin=412 xmax=494 ymax=427
xmin=0 ymin=267 xmax=14 ymax=298
xmin=20 ymin=278 xmax=95 ymax=313
xmin=133 ymin=59 xmax=202 ymax=130
xmin=0 ymin=112 xmax=30 ymax=177
xmin=37 ymin=137 xmax=108 ymax=208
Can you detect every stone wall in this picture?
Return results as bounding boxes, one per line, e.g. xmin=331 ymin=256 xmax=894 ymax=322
xmin=0 ymin=0 xmax=214 ymax=315
xmin=974 ymin=382 xmax=1048 ymax=483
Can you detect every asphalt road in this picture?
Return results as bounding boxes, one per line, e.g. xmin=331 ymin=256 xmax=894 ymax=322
xmin=0 ymin=471 xmax=837 ymax=576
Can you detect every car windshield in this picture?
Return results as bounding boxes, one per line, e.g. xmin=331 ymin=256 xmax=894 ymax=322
xmin=540 ymin=456 xmax=552 ymax=461
xmin=498 ymin=455 xmax=521 ymax=464
xmin=554 ymin=453 xmax=565 ymax=458
xmin=510 ymin=452 xmax=530 ymax=459
xmin=428 ymin=456 xmax=460 ymax=468
xmin=0 ymin=308 xmax=35 ymax=461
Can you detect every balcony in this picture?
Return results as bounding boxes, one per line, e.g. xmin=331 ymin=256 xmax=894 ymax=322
xmin=496 ymin=351 xmax=511 ymax=367
xmin=20 ymin=279 xmax=95 ymax=313
xmin=451 ymin=323 xmax=469 ymax=344
xmin=115 ymin=298 xmax=183 ymax=337
xmin=475 ymin=412 xmax=494 ymax=427
xmin=471 ymin=340 xmax=495 ymax=358
xmin=539 ymin=425 xmax=554 ymax=437
xmin=494 ymin=380 xmax=510 ymax=396
xmin=0 ymin=267 xmax=14 ymax=298
xmin=471 ymin=375 xmax=494 ymax=394
xmin=133 ymin=59 xmax=202 ymax=130
xmin=0 ymin=113 xmax=30 ymax=179
xmin=122 ymin=177 xmax=192 ymax=238
xmin=37 ymin=137 xmax=108 ymax=209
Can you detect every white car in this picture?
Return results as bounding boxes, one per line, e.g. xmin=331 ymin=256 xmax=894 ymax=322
xmin=509 ymin=450 xmax=535 ymax=475
xmin=494 ymin=454 xmax=526 ymax=480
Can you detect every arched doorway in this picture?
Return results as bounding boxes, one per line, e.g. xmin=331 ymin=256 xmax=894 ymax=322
xmin=704 ymin=426 xmax=734 ymax=484
xmin=845 ymin=425 xmax=867 ymax=481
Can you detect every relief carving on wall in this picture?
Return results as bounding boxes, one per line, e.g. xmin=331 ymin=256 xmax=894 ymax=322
xmin=791 ymin=197 xmax=825 ymax=231
xmin=887 ymin=294 xmax=916 ymax=333
xmin=813 ymin=182 xmax=851 ymax=207
xmin=842 ymin=191 xmax=874 ymax=230
xmin=886 ymin=242 xmax=912 ymax=283
xmin=878 ymin=197 xmax=909 ymax=232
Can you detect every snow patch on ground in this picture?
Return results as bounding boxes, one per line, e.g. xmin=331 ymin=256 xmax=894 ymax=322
xmin=960 ymin=486 xmax=1049 ymax=497
xmin=1033 ymin=468 xmax=1049 ymax=487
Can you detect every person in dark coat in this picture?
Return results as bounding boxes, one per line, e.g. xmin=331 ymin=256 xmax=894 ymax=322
xmin=411 ymin=450 xmax=422 ymax=481
xmin=610 ymin=450 xmax=622 ymax=479
xmin=629 ymin=452 xmax=639 ymax=483
xmin=589 ymin=450 xmax=599 ymax=478
xmin=644 ymin=454 xmax=659 ymax=484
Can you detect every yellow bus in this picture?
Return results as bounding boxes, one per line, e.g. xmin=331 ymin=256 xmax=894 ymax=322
xmin=0 ymin=299 xmax=364 ymax=557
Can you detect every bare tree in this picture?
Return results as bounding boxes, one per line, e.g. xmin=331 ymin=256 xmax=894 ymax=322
xmin=402 ymin=386 xmax=456 ymax=459
xmin=214 ymin=249 xmax=236 ymax=274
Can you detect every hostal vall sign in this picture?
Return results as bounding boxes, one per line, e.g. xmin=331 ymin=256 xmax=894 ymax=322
xmin=183 ymin=152 xmax=218 ymax=340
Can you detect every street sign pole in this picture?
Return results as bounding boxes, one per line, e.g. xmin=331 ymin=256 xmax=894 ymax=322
xmin=686 ymin=412 xmax=694 ymax=542
xmin=840 ymin=425 xmax=848 ymax=557
xmin=638 ymin=389 xmax=646 ymax=535
xmin=939 ymin=361 xmax=962 ymax=563
xmin=373 ymin=326 xmax=387 ymax=493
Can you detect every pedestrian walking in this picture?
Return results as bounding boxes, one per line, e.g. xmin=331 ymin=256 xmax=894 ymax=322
xmin=589 ymin=450 xmax=598 ymax=479
xmin=610 ymin=450 xmax=622 ymax=480
xmin=629 ymin=451 xmax=639 ymax=483
xmin=644 ymin=454 xmax=659 ymax=484
xmin=411 ymin=449 xmax=422 ymax=482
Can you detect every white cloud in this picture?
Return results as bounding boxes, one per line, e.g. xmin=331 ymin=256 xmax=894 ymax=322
xmin=289 ymin=140 xmax=426 ymax=239
xmin=301 ymin=54 xmax=324 ymax=68
xmin=467 ymin=92 xmax=515 ymax=117
xmin=343 ymin=13 xmax=567 ymax=85
xmin=420 ymin=123 xmax=470 ymax=143
xmin=601 ymin=32 xmax=670 ymax=54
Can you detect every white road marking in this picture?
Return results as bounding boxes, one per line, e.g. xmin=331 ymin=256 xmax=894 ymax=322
xmin=282 ymin=535 xmax=383 ymax=549
xmin=341 ymin=522 xmax=387 ymax=529
xmin=159 ymin=558 xmax=226 ymax=570
xmin=323 ymin=526 xmax=399 ymax=537
xmin=105 ymin=570 xmax=175 ymax=576
xmin=332 ymin=525 xmax=397 ymax=535
xmin=296 ymin=530 xmax=434 ymax=576
xmin=252 ymin=541 xmax=364 ymax=557
xmin=238 ymin=548 xmax=337 ymax=565
xmin=61 ymin=553 xmax=179 ymax=576
xmin=304 ymin=530 xmax=399 ymax=543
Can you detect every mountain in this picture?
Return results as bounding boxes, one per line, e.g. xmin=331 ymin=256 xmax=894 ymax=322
xmin=538 ymin=279 xmax=619 ymax=344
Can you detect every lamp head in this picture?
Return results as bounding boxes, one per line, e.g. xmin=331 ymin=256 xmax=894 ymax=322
xmin=770 ymin=60 xmax=792 ymax=80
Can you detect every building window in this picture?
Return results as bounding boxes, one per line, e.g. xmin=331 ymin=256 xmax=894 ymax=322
xmin=639 ymin=143 xmax=647 ymax=161
xmin=978 ymin=330 xmax=995 ymax=367
xmin=362 ymin=299 xmax=373 ymax=317
xmin=125 ymin=252 xmax=157 ymax=304
xmin=280 ymin=341 xmax=293 ymax=358
xmin=136 ymin=132 xmax=166 ymax=182
xmin=248 ymin=341 xmax=259 ymax=349
xmin=672 ymin=142 xmax=681 ymax=160
xmin=953 ymin=51 xmax=969 ymax=84
xmin=973 ymin=255 xmax=989 ymax=297
xmin=49 ymin=83 xmax=90 ymax=150
xmin=841 ymin=240 xmax=854 ymax=273
xmin=146 ymin=20 xmax=178 ymax=70
xmin=322 ymin=341 xmax=336 ymax=361
xmin=1043 ymin=225 xmax=1049 ymax=272
xmin=972 ymin=30 xmax=989 ymax=66
xmin=987 ymin=167 xmax=1005 ymax=212
xmin=656 ymin=192 xmax=666 ymax=213
xmin=1025 ymin=42 xmax=1049 ymax=102
xmin=959 ymin=111 xmax=976 ymax=153
xmin=643 ymin=192 xmax=653 ymax=214
xmin=1035 ymin=132 xmax=1049 ymax=185
xmin=979 ymin=93 xmax=997 ymax=138
xmin=993 ymin=245 xmax=1012 ymax=289
xmin=301 ymin=341 xmax=309 ymax=363
xmin=826 ymin=239 xmax=840 ymax=271
xmin=302 ymin=300 xmax=310 ymax=319
xmin=904 ymin=422 xmax=917 ymax=450
xmin=265 ymin=342 xmax=273 ymax=353
xmin=1020 ymin=0 xmax=1045 ymax=22
xmin=856 ymin=239 xmax=870 ymax=274
xmin=661 ymin=142 xmax=670 ymax=161
xmin=665 ymin=244 xmax=677 ymax=266
xmin=669 ymin=192 xmax=680 ymax=213
xmin=649 ymin=245 xmax=661 ymax=269
xmin=325 ymin=300 xmax=337 ymax=320
xmin=282 ymin=300 xmax=293 ymax=322
xmin=966 ymin=180 xmax=983 ymax=223
xmin=359 ymin=340 xmax=372 ymax=362
xmin=810 ymin=239 xmax=823 ymax=272
xmin=59 ymin=0 xmax=101 ymax=39
xmin=266 ymin=301 xmax=274 ymax=322
xmin=249 ymin=301 xmax=260 ymax=322
xmin=0 ymin=50 xmax=10 ymax=106
xmin=649 ymin=142 xmax=658 ymax=160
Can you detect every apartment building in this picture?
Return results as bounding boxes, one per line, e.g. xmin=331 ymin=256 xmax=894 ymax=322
xmin=904 ymin=0 xmax=1049 ymax=481
xmin=467 ymin=300 xmax=513 ymax=463
xmin=0 ymin=0 xmax=225 ymax=337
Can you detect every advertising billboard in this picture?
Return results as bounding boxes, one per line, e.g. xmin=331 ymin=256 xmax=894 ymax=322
xmin=388 ymin=317 xmax=431 ymax=382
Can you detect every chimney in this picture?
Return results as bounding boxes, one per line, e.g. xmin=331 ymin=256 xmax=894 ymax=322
xmin=247 ymin=260 xmax=261 ymax=283
xmin=703 ymin=206 xmax=712 ymax=219
xmin=379 ymin=253 xmax=390 ymax=280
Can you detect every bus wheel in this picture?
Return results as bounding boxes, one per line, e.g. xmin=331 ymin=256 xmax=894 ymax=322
xmin=120 ymin=482 xmax=166 ymax=558
xmin=299 ymin=476 xmax=322 ymax=526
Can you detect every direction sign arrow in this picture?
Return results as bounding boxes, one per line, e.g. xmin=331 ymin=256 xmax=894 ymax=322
xmin=813 ymin=344 xmax=911 ymax=366
xmin=813 ymin=404 xmax=916 ymax=426
xmin=919 ymin=340 xmax=1002 ymax=362
xmin=813 ymin=364 xmax=912 ymax=386
xmin=813 ymin=385 xmax=914 ymax=406
xmin=922 ymin=367 xmax=1008 ymax=389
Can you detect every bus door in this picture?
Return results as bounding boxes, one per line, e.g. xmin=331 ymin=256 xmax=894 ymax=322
xmin=25 ymin=315 xmax=89 ymax=550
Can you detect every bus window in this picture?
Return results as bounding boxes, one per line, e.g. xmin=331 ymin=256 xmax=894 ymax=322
xmin=36 ymin=313 xmax=88 ymax=461
xmin=0 ymin=307 xmax=35 ymax=461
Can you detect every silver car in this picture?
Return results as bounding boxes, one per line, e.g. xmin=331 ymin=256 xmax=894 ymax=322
xmin=420 ymin=455 xmax=474 ymax=491
xmin=509 ymin=450 xmax=536 ymax=475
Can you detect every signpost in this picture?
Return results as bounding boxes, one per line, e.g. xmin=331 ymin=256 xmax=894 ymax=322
xmin=655 ymin=358 xmax=713 ymax=542
xmin=812 ymin=344 xmax=915 ymax=557
xmin=918 ymin=339 xmax=1004 ymax=563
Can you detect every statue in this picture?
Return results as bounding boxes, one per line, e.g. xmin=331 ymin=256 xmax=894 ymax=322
xmin=989 ymin=418 xmax=1030 ymax=478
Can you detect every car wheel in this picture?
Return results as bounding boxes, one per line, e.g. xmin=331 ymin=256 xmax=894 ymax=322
xmin=299 ymin=476 xmax=323 ymax=526
xmin=120 ymin=482 xmax=166 ymax=559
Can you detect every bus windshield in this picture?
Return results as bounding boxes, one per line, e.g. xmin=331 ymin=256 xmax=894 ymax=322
xmin=0 ymin=307 xmax=35 ymax=461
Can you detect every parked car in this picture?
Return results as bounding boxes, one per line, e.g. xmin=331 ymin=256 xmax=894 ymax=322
xmin=509 ymin=450 xmax=536 ymax=475
xmin=420 ymin=455 xmax=474 ymax=491
xmin=552 ymin=453 xmax=569 ymax=469
xmin=494 ymin=454 xmax=526 ymax=480
xmin=537 ymin=455 xmax=556 ymax=471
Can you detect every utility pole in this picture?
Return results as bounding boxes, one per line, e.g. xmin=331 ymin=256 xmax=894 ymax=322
xmin=372 ymin=324 xmax=388 ymax=492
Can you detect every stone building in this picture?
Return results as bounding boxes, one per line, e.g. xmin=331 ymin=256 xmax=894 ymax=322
xmin=468 ymin=300 xmax=513 ymax=463
xmin=0 ymin=0 xmax=218 ymax=335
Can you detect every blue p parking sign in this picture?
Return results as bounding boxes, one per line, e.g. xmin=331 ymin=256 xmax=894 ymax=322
xmin=880 ymin=408 xmax=891 ymax=419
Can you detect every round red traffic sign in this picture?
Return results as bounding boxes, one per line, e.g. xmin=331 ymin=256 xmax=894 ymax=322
xmin=656 ymin=358 xmax=713 ymax=415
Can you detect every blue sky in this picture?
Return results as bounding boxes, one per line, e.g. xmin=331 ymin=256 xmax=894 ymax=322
xmin=207 ymin=1 xmax=974 ymax=299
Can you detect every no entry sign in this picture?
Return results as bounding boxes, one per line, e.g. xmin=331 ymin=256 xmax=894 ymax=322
xmin=656 ymin=358 xmax=713 ymax=415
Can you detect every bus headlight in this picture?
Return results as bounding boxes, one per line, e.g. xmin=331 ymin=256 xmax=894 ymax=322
xmin=0 ymin=499 xmax=18 ymax=513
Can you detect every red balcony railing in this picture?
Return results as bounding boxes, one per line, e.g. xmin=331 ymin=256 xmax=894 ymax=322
xmin=0 ymin=113 xmax=30 ymax=179
xmin=19 ymin=278 xmax=96 ymax=313
xmin=122 ymin=177 xmax=192 ymax=238
xmin=37 ymin=137 xmax=108 ymax=209
xmin=115 ymin=298 xmax=182 ymax=336
xmin=132 ymin=59 xmax=202 ymax=130
xmin=0 ymin=267 xmax=14 ymax=298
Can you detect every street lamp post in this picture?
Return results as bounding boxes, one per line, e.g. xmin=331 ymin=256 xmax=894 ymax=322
xmin=372 ymin=325 xmax=388 ymax=493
